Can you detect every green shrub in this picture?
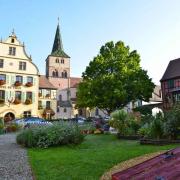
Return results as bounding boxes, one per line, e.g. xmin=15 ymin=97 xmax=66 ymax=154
xmin=133 ymin=106 xmax=152 ymax=116
xmin=150 ymin=113 xmax=164 ymax=139
xmin=16 ymin=122 xmax=85 ymax=148
xmin=138 ymin=123 xmax=151 ymax=138
xmin=109 ymin=110 xmax=128 ymax=135
xmin=0 ymin=118 xmax=4 ymax=134
xmin=109 ymin=110 xmax=141 ymax=136
xmin=163 ymin=105 xmax=180 ymax=140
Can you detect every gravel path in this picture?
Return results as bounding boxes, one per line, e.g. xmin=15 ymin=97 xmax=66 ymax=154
xmin=0 ymin=133 xmax=33 ymax=180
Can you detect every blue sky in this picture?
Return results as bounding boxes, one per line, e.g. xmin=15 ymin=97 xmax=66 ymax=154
xmin=1 ymin=0 xmax=180 ymax=84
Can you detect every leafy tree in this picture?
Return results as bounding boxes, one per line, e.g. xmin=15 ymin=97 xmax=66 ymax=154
xmin=76 ymin=41 xmax=155 ymax=114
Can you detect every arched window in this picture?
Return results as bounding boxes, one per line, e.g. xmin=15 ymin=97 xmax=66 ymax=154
xmin=52 ymin=71 xmax=56 ymax=77
xmin=61 ymin=59 xmax=64 ymax=64
xmin=55 ymin=71 xmax=58 ymax=77
xmin=55 ymin=58 xmax=59 ymax=63
xmin=61 ymin=72 xmax=64 ymax=78
xmin=64 ymin=71 xmax=67 ymax=78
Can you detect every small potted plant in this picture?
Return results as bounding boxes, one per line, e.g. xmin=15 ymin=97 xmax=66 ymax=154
xmin=14 ymin=81 xmax=22 ymax=86
xmin=13 ymin=98 xmax=21 ymax=105
xmin=0 ymin=79 xmax=5 ymax=86
xmin=25 ymin=82 xmax=33 ymax=87
xmin=25 ymin=98 xmax=32 ymax=105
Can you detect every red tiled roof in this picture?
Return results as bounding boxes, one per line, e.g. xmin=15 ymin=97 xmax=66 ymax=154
xmin=39 ymin=75 xmax=57 ymax=89
xmin=70 ymin=77 xmax=82 ymax=88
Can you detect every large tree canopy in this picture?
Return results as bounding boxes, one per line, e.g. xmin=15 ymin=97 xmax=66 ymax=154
xmin=76 ymin=41 xmax=155 ymax=114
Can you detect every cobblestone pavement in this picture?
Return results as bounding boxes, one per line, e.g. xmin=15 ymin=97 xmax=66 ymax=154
xmin=0 ymin=133 xmax=33 ymax=180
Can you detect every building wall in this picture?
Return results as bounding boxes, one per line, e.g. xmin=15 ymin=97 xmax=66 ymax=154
xmin=0 ymin=34 xmax=39 ymax=121
xmin=38 ymin=89 xmax=57 ymax=119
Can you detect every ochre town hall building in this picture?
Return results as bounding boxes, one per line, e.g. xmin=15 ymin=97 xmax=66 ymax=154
xmin=0 ymin=23 xmax=94 ymax=122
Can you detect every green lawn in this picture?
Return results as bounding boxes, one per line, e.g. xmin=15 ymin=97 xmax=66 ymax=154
xmin=28 ymin=135 xmax=179 ymax=180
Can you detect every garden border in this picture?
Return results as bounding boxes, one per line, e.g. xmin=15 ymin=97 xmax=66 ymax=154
xmin=140 ymin=139 xmax=180 ymax=145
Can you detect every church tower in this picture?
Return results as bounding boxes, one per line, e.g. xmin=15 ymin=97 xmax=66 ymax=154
xmin=46 ymin=22 xmax=70 ymax=90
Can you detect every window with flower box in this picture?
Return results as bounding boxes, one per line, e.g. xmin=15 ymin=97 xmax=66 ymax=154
xmin=0 ymin=74 xmax=6 ymax=85
xmin=25 ymin=92 xmax=32 ymax=104
xmin=15 ymin=75 xmax=23 ymax=86
xmin=0 ymin=90 xmax=5 ymax=104
xmin=14 ymin=91 xmax=21 ymax=104
xmin=26 ymin=76 xmax=33 ymax=87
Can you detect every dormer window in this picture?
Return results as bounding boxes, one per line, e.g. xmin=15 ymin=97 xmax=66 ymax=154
xmin=11 ymin=38 xmax=15 ymax=43
xmin=9 ymin=47 xmax=16 ymax=56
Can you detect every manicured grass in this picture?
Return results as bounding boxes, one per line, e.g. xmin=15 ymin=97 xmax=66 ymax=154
xmin=28 ymin=135 xmax=179 ymax=180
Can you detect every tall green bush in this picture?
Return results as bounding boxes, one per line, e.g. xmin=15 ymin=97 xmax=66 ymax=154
xmin=150 ymin=113 xmax=164 ymax=139
xmin=109 ymin=110 xmax=141 ymax=135
xmin=109 ymin=110 xmax=128 ymax=135
xmin=163 ymin=105 xmax=180 ymax=140
xmin=16 ymin=122 xmax=84 ymax=148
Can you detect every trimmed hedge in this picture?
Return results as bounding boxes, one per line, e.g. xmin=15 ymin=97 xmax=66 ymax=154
xmin=16 ymin=122 xmax=84 ymax=148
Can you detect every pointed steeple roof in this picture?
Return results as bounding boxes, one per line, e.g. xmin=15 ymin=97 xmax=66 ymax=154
xmin=51 ymin=22 xmax=70 ymax=58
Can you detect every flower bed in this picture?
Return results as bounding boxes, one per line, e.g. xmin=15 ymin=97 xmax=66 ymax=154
xmin=117 ymin=133 xmax=140 ymax=140
xmin=140 ymin=138 xmax=180 ymax=145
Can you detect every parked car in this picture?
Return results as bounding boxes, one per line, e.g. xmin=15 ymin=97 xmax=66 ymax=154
xmin=14 ymin=117 xmax=53 ymax=128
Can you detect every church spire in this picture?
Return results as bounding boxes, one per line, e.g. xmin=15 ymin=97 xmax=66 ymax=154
xmin=51 ymin=20 xmax=70 ymax=58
